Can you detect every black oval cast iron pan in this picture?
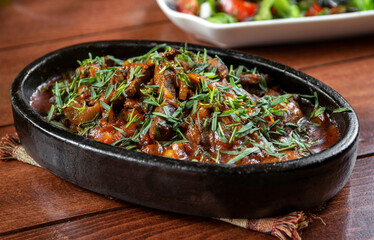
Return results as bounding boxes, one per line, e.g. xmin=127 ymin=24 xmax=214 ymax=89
xmin=11 ymin=40 xmax=359 ymax=218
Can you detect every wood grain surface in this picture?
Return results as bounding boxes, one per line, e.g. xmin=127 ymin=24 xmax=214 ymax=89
xmin=1 ymin=0 xmax=373 ymax=239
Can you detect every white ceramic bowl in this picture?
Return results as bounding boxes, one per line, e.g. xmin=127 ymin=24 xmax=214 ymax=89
xmin=157 ymin=0 xmax=374 ymax=47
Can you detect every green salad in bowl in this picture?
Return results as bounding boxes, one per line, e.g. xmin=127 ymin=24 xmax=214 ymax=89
xmin=173 ymin=0 xmax=374 ymax=23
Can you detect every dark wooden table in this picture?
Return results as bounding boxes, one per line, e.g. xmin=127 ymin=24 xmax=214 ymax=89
xmin=1 ymin=0 xmax=373 ymax=239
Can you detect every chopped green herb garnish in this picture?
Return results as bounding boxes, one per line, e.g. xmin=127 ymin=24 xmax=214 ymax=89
xmin=99 ymin=101 xmax=111 ymax=111
xmin=333 ymin=107 xmax=352 ymax=113
xmin=227 ymin=147 xmax=260 ymax=164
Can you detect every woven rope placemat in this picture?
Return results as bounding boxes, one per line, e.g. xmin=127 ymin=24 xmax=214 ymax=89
xmin=0 ymin=134 xmax=324 ymax=240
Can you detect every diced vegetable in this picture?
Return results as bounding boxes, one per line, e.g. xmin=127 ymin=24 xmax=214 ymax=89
xmin=206 ymin=12 xmax=237 ymax=23
xmin=273 ymin=0 xmax=300 ymax=18
xmin=219 ymin=0 xmax=258 ymax=21
xmin=254 ymin=0 xmax=275 ymax=20
xmin=351 ymin=0 xmax=374 ymax=11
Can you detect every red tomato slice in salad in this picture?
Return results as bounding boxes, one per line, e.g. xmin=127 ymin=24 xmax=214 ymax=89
xmin=220 ymin=0 xmax=258 ymax=21
xmin=305 ymin=3 xmax=324 ymax=16
xmin=176 ymin=0 xmax=199 ymax=15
